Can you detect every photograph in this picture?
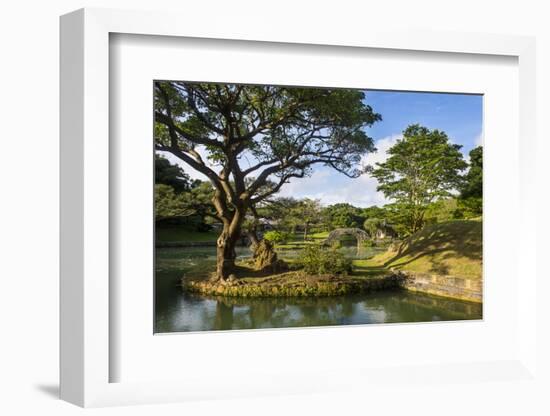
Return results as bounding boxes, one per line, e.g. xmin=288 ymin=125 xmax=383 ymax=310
xmin=153 ymin=81 xmax=483 ymax=333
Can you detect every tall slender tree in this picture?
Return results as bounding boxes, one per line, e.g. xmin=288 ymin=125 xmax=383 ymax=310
xmin=154 ymin=82 xmax=380 ymax=280
xmin=370 ymin=124 xmax=467 ymax=234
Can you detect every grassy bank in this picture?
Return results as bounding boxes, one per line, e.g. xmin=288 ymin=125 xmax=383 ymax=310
xmin=357 ymin=219 xmax=482 ymax=280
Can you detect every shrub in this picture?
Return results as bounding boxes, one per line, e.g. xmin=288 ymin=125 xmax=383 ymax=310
xmin=361 ymin=239 xmax=375 ymax=248
xmin=363 ymin=218 xmax=383 ymax=237
xmin=298 ymin=245 xmax=352 ymax=276
xmin=263 ymin=230 xmax=291 ymax=245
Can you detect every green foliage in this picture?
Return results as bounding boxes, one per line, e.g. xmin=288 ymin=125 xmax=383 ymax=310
xmin=155 ymin=227 xmax=219 ymax=243
xmin=155 ymin=155 xmax=195 ymax=193
xmin=456 ymin=197 xmax=483 ymax=219
xmin=321 ymin=203 xmax=365 ymax=229
xmin=363 ymin=217 xmax=396 ymax=240
xmin=369 ymin=124 xmax=467 ymax=234
xmin=155 ymin=184 xmax=195 ymax=220
xmin=424 ymin=197 xmax=481 ymax=223
xmin=363 ymin=218 xmax=384 ymax=236
xmin=261 ymin=198 xmax=323 ymax=238
xmin=185 ymin=271 xmax=401 ymax=298
xmin=288 ymin=198 xmax=322 ymax=238
xmin=361 ymin=239 xmax=375 ymax=248
xmin=155 ymin=82 xmax=381 ymax=186
xmin=459 ymin=146 xmax=483 ymax=216
xmin=263 ymin=230 xmax=292 ymax=245
xmin=258 ymin=197 xmax=301 ymax=231
xmin=461 ymin=146 xmax=483 ymax=199
xmin=361 ymin=206 xmax=389 ymax=221
xmin=298 ymin=245 xmax=352 ymax=276
xmin=424 ymin=198 xmax=461 ymax=224
xmin=186 ymin=181 xmax=217 ymax=217
xmin=154 ymin=155 xmax=218 ymax=231
xmin=381 ymin=205 xmax=412 ymax=237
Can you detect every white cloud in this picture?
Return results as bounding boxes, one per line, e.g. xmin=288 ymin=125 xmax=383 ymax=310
xmin=278 ymin=134 xmax=402 ymax=207
xmin=362 ymin=134 xmax=402 ymax=167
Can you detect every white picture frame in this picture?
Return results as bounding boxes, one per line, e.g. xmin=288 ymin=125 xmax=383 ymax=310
xmin=60 ymin=7 xmax=538 ymax=408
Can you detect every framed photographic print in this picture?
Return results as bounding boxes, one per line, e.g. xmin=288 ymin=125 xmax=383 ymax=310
xmin=152 ymin=81 xmax=483 ymax=334
xmin=60 ymin=7 xmax=538 ymax=408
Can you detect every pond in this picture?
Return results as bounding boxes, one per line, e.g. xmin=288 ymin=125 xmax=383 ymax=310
xmin=155 ymin=246 xmax=482 ymax=333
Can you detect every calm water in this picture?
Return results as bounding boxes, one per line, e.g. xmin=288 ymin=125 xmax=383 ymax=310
xmin=155 ymin=245 xmax=482 ymax=333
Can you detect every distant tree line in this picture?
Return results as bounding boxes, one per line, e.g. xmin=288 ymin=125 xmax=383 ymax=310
xmin=156 ymin=140 xmax=482 ymax=239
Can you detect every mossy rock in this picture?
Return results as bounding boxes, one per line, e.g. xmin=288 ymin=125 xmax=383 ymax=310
xmin=252 ymin=239 xmax=288 ymax=273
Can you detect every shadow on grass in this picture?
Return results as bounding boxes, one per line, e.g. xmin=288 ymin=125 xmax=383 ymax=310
xmin=383 ymin=220 xmax=482 ymax=270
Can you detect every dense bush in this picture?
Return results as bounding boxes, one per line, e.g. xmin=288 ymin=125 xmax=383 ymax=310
xmin=298 ymin=245 xmax=352 ymax=275
xmin=363 ymin=218 xmax=384 ymax=237
xmin=263 ymin=230 xmax=291 ymax=245
xmin=361 ymin=239 xmax=375 ymax=248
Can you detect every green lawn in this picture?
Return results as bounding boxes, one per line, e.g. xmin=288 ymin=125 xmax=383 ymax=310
xmin=275 ymin=230 xmax=366 ymax=249
xmin=274 ymin=231 xmax=321 ymax=249
xmin=156 ymin=227 xmax=219 ymax=243
xmin=309 ymin=231 xmax=330 ymax=240
xmin=358 ymin=219 xmax=482 ymax=279
xmin=351 ymin=259 xmax=390 ymax=277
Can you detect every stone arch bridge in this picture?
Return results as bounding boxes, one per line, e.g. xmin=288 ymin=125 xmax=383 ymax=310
xmin=323 ymin=228 xmax=369 ymax=247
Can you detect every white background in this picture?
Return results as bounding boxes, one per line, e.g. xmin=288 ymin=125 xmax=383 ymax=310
xmin=1 ymin=0 xmax=549 ymax=415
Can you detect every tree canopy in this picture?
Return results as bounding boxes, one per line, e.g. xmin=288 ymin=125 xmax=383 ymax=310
xmin=154 ymin=82 xmax=380 ymax=204
xmin=155 ymin=154 xmax=195 ymax=193
xmin=458 ymin=145 xmax=483 ymax=217
xmin=154 ymin=155 xmax=217 ymax=227
xmin=322 ymin=203 xmax=365 ymax=229
xmin=369 ymin=124 xmax=467 ymax=233
xmin=289 ymin=198 xmax=322 ymax=240
xmin=461 ymin=146 xmax=482 ymax=199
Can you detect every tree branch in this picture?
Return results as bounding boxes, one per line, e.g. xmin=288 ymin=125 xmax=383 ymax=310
xmin=250 ymin=172 xmax=306 ymax=204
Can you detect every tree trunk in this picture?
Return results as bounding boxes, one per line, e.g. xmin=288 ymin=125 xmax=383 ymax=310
xmin=215 ymin=210 xmax=245 ymax=281
xmin=247 ymin=230 xmax=260 ymax=249
xmin=303 ymin=223 xmax=308 ymax=241
xmin=216 ymin=230 xmax=238 ymax=280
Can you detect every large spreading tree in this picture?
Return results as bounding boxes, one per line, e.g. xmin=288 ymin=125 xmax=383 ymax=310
xmin=154 ymin=81 xmax=380 ymax=280
xmin=370 ymin=124 xmax=467 ymax=234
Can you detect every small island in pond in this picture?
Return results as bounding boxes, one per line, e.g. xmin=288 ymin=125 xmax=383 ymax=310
xmin=154 ymin=82 xmax=483 ymax=333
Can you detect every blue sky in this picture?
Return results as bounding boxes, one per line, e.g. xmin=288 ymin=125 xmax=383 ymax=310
xmin=364 ymin=90 xmax=483 ymax=156
xmin=161 ymin=90 xmax=483 ymax=208
xmin=276 ymin=90 xmax=483 ymax=207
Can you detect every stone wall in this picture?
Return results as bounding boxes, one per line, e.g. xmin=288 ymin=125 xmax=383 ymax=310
xmin=399 ymin=271 xmax=482 ymax=303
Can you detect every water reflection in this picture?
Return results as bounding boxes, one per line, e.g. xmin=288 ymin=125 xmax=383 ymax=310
xmin=155 ymin=246 xmax=482 ymax=333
